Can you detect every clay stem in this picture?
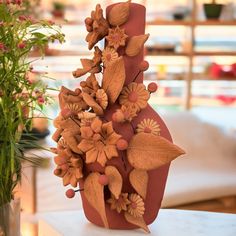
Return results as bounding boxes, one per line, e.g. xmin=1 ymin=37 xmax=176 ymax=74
xmin=75 ymin=188 xmax=84 ymax=192
xmin=130 ymin=122 xmax=136 ymax=134
xmin=70 ymin=117 xmax=80 ymax=127
xmin=133 ymin=70 xmax=141 ymax=82
xmin=121 ymin=151 xmax=127 ymax=172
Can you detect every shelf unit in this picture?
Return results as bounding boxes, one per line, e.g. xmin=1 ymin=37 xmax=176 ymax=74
xmin=35 ymin=0 xmax=236 ymax=110
xmin=147 ymin=0 xmax=236 ymax=109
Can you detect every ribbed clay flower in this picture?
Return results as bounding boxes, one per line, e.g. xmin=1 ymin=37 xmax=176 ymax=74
xmin=127 ymin=193 xmax=145 ymax=218
xmin=136 ymin=118 xmax=161 ymax=136
xmin=102 ymin=47 xmax=118 ymax=66
xmin=78 ymin=119 xmax=121 ymax=167
xmin=107 ymin=193 xmax=131 ymax=213
xmin=95 ymin=89 xmax=108 ymax=109
xmin=78 ymin=112 xmax=96 ymax=127
xmin=119 ymin=82 xmax=150 ymax=113
xmin=106 ymin=26 xmax=128 ymax=50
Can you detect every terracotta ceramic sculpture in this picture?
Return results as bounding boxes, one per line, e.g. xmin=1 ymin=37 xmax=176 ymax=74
xmin=52 ymin=1 xmax=185 ymax=233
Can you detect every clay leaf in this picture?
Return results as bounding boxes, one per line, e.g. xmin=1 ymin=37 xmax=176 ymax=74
xmin=108 ymin=0 xmax=131 ymax=26
xmin=124 ymin=212 xmax=150 ymax=233
xmin=105 ymin=166 xmax=122 ymax=199
xmin=127 ymin=133 xmax=185 ymax=170
xmin=102 ymin=57 xmax=125 ymax=104
xmin=84 ymin=172 xmax=109 ymax=228
xmin=129 ymin=169 xmax=148 ymax=199
xmin=125 ymin=34 xmax=150 ymax=57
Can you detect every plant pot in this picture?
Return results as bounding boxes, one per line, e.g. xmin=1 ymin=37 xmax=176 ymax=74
xmin=52 ymin=10 xmax=65 ymax=18
xmin=80 ymin=3 xmax=171 ymax=229
xmin=0 ymin=199 xmax=20 ymax=236
xmin=203 ymin=3 xmax=223 ymax=19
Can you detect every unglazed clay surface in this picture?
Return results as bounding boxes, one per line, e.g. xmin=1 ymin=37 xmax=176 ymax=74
xmin=52 ymin=1 xmax=185 ymax=233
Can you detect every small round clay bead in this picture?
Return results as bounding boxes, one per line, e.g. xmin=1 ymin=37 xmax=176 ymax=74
xmin=116 ymin=139 xmax=128 ymax=150
xmin=139 ymin=61 xmax=149 ymax=71
xmin=66 ymin=189 xmax=75 ymax=199
xmin=148 ymin=82 xmax=158 ymax=93
xmin=98 ymin=175 xmax=109 ymax=186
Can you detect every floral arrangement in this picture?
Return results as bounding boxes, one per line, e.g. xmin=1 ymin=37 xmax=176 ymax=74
xmin=0 ymin=0 xmax=64 ymax=208
xmin=52 ymin=1 xmax=184 ymax=233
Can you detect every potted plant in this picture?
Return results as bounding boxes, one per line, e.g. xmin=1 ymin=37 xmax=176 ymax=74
xmin=203 ymin=0 xmax=224 ymax=19
xmin=0 ymin=1 xmax=64 ymax=235
xmin=52 ymin=1 xmax=66 ymax=19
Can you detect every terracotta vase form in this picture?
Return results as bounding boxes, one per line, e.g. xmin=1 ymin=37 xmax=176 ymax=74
xmin=81 ymin=3 xmax=172 ymax=229
xmin=52 ymin=1 xmax=185 ymax=233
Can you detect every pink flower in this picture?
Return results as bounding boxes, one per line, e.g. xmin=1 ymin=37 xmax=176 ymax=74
xmin=19 ymin=15 xmax=27 ymax=21
xmin=0 ymin=42 xmax=5 ymax=51
xmin=11 ymin=0 xmax=22 ymax=5
xmin=37 ymin=97 xmax=45 ymax=105
xmin=18 ymin=41 xmax=26 ymax=49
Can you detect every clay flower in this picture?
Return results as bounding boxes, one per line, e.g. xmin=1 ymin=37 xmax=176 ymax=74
xmin=113 ymin=105 xmax=137 ymax=123
xmin=54 ymin=149 xmax=83 ymax=188
xmin=102 ymin=47 xmax=118 ymax=66
xmin=119 ymin=82 xmax=150 ymax=112
xmin=95 ymin=89 xmax=108 ymax=110
xmin=127 ymin=193 xmax=145 ymax=218
xmin=92 ymin=46 xmax=102 ymax=66
xmin=59 ymin=86 xmax=88 ymax=111
xmin=85 ymin=4 xmax=109 ymax=50
xmin=80 ymin=74 xmax=99 ymax=96
xmin=136 ymin=118 xmax=161 ymax=136
xmin=66 ymin=103 xmax=82 ymax=115
xmin=107 ymin=193 xmax=131 ymax=213
xmin=78 ymin=112 xmax=97 ymax=127
xmin=106 ymin=26 xmax=128 ymax=50
xmin=78 ymin=119 xmax=121 ymax=167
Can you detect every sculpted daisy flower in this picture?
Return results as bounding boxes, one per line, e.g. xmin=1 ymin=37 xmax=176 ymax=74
xmin=119 ymin=82 xmax=150 ymax=113
xmin=78 ymin=119 xmax=121 ymax=167
xmin=102 ymin=47 xmax=118 ymax=66
xmin=106 ymin=26 xmax=128 ymax=50
xmin=136 ymin=118 xmax=161 ymax=136
xmin=127 ymin=193 xmax=145 ymax=218
xmin=107 ymin=193 xmax=131 ymax=213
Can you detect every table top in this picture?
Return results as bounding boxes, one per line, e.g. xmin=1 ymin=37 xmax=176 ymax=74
xmin=38 ymin=209 xmax=236 ymax=236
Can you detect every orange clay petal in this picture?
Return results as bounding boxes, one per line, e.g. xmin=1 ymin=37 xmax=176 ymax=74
xmin=97 ymin=150 xmax=107 ymax=167
xmin=78 ymin=139 xmax=94 ymax=152
xmin=86 ymin=148 xmax=98 ymax=164
xmin=104 ymin=145 xmax=118 ymax=160
xmin=91 ymin=118 xmax=102 ymax=133
xmin=80 ymin=126 xmax=94 ymax=139
xmin=101 ymin=122 xmax=114 ymax=136
xmin=106 ymin=132 xmax=121 ymax=145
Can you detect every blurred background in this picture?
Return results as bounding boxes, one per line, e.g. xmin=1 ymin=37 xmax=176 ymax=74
xmin=21 ymin=0 xmax=236 ymax=235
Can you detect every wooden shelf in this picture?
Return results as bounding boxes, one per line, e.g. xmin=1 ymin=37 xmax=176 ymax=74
xmin=147 ymin=20 xmax=192 ymax=26
xmin=194 ymin=52 xmax=236 ymax=56
xmin=146 ymin=52 xmax=190 ymax=56
xmin=147 ymin=20 xmax=236 ymax=26
xmin=194 ymin=20 xmax=236 ymax=26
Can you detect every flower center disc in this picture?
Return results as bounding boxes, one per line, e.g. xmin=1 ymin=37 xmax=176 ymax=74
xmin=128 ymin=92 xmax=138 ymax=103
xmin=144 ymin=127 xmax=152 ymax=133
